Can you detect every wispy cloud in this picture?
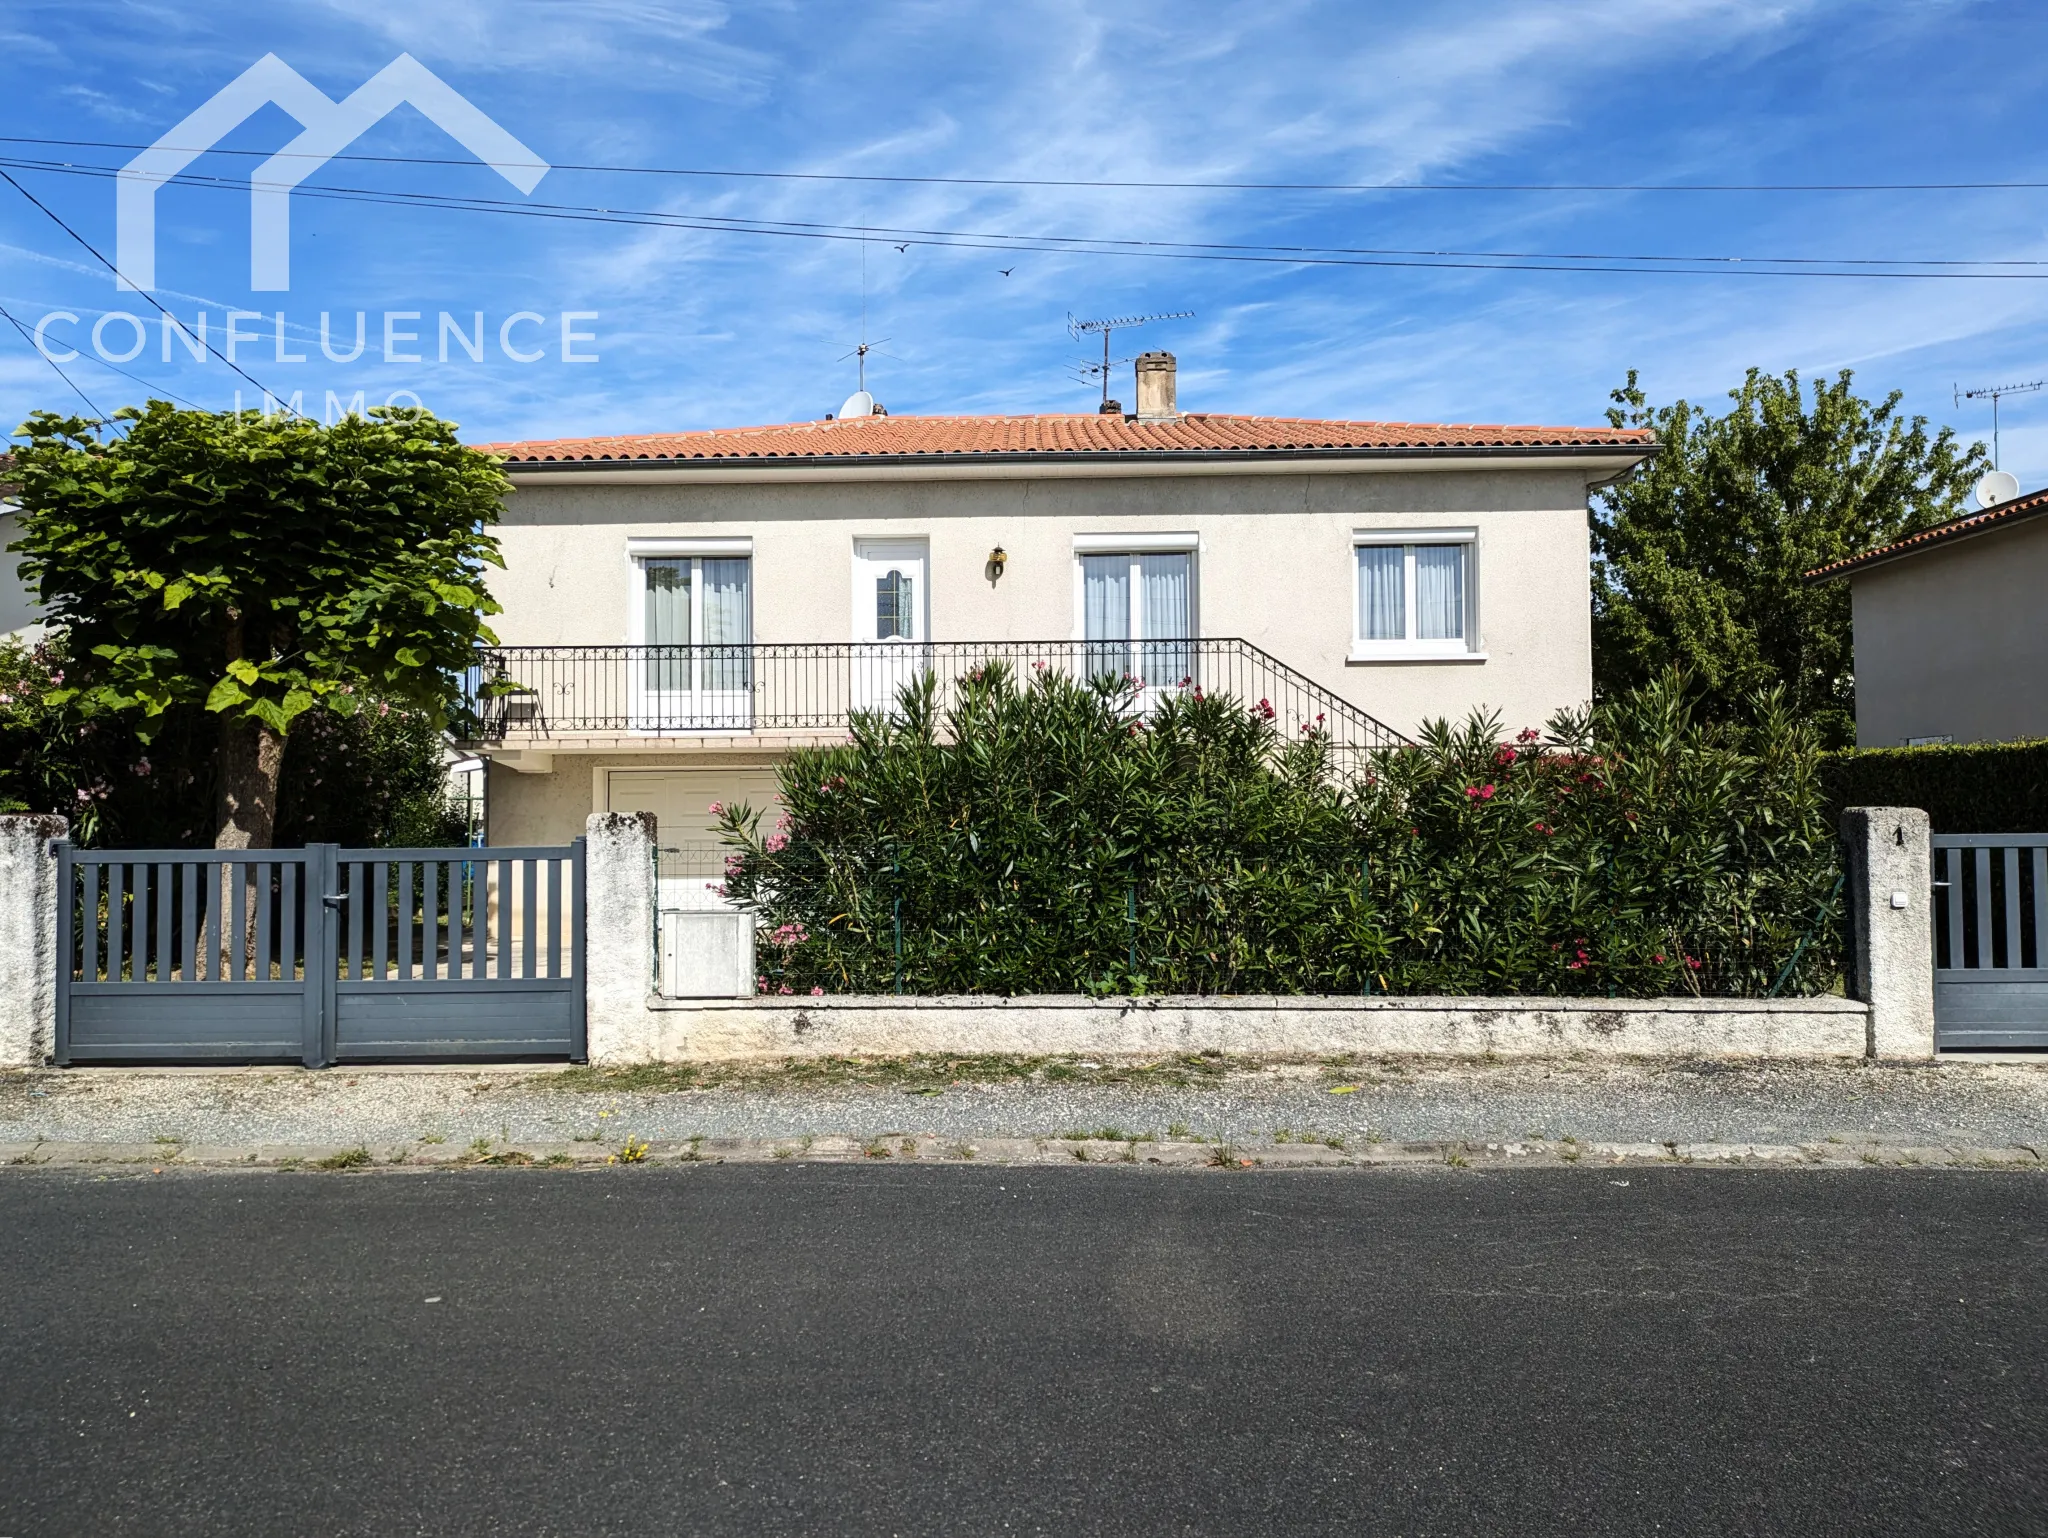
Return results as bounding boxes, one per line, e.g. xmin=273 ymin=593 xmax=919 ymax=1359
xmin=5 ymin=0 xmax=2048 ymax=478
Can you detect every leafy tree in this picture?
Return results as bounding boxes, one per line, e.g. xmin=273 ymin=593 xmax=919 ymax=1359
xmin=1593 ymin=369 xmax=1985 ymax=747
xmin=8 ymin=403 xmax=506 ymax=846
xmin=0 ymin=635 xmax=470 ymax=849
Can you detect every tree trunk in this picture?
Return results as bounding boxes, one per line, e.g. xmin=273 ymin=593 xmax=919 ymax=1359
xmin=216 ymin=714 xmax=285 ymax=849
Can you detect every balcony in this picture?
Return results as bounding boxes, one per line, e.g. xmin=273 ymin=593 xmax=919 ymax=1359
xmin=455 ymin=639 xmax=1408 ymax=758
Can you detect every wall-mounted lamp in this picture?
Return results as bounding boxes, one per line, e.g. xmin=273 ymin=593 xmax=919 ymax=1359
xmin=986 ymin=545 xmax=1008 ymax=579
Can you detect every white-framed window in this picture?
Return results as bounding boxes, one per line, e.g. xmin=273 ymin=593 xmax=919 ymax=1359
xmin=1351 ymin=529 xmax=1481 ymax=660
xmin=1072 ymin=534 xmax=1198 ymax=686
xmin=626 ymin=538 xmax=753 ymax=724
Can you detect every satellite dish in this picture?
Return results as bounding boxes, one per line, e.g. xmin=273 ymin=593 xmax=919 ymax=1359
xmin=838 ymin=389 xmax=875 ymax=420
xmin=1976 ymin=469 xmax=2021 ymax=508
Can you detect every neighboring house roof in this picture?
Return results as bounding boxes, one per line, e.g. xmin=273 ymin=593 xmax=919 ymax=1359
xmin=1805 ymin=486 xmax=2048 ymax=581
xmin=478 ymin=412 xmax=1655 ymax=469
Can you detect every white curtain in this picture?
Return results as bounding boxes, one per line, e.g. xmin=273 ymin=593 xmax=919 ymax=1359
xmin=1082 ymin=554 xmax=1130 ymax=679
xmin=701 ymin=557 xmax=752 ymax=690
xmin=875 ymin=569 xmax=913 ymax=640
xmin=1139 ymin=552 xmax=1193 ymax=687
xmin=1356 ymin=546 xmax=1404 ymax=641
xmin=643 ymin=559 xmax=690 ymax=691
xmin=1415 ymin=544 xmax=1466 ymax=642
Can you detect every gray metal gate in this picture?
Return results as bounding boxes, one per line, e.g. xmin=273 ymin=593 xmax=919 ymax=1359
xmin=1932 ymin=833 xmax=2048 ymax=1050
xmin=54 ymin=842 xmax=585 ymax=1066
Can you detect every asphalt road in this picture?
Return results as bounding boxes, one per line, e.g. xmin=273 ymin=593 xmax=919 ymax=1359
xmin=0 ymin=1168 xmax=2043 ymax=1537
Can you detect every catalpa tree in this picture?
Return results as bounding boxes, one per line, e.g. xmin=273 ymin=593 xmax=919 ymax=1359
xmin=8 ymin=402 xmax=508 ymax=847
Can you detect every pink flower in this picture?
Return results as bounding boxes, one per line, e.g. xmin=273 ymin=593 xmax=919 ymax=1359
xmin=707 ymin=801 xmax=724 ymax=816
xmin=1255 ymin=698 xmax=1276 ymax=720
xmin=1495 ymin=747 xmax=1517 ymax=766
xmin=1654 ymin=953 xmax=1666 ymax=964
xmin=1517 ymin=727 xmax=1541 ymax=744
xmin=764 ymin=833 xmax=788 ymax=853
xmin=1464 ymin=784 xmax=1496 ymax=801
xmin=1480 ymin=783 xmax=1496 ymax=800
xmin=777 ymin=984 xmax=794 ymax=995
xmin=809 ymin=986 xmax=824 ymax=996
xmin=1686 ymin=956 xmax=1703 ymax=971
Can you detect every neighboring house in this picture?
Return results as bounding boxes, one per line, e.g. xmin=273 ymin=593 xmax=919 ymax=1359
xmin=1807 ymin=486 xmax=2048 ymax=747
xmin=0 ymin=492 xmax=42 ymax=640
xmin=465 ymin=352 xmax=1654 ymax=883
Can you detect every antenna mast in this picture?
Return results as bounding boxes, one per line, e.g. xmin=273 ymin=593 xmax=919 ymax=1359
xmin=1067 ymin=310 xmax=1193 ymax=409
xmin=1955 ymin=378 xmax=2043 ymax=469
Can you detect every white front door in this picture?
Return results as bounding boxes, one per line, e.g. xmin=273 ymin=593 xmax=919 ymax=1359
xmin=852 ymin=540 xmax=930 ymax=714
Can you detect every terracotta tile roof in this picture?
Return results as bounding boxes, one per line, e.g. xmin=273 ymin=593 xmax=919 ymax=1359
xmin=1805 ymin=486 xmax=2048 ymax=581
xmin=478 ymin=412 xmax=1655 ymax=465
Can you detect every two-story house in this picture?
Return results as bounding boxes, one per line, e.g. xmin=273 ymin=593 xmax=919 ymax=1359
xmin=465 ymin=353 xmax=1654 ymax=881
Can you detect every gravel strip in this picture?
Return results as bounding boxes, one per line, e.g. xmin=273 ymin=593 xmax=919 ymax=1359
xmin=3 ymin=1055 xmax=2046 ymax=1157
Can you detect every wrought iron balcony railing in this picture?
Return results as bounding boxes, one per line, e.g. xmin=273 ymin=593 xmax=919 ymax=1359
xmin=456 ymin=639 xmax=1409 ymax=755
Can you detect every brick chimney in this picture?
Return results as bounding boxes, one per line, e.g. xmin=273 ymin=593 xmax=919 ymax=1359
xmin=1134 ymin=351 xmax=1178 ymax=421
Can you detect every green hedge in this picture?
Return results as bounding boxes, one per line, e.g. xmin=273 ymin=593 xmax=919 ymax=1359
xmin=1822 ymin=740 xmax=2048 ymax=834
xmin=718 ymin=667 xmax=1844 ymax=999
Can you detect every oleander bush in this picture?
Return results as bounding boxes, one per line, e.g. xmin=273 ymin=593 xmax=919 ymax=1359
xmin=715 ymin=664 xmax=1844 ymax=998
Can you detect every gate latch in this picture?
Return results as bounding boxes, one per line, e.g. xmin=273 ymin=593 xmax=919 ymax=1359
xmin=321 ymin=893 xmax=346 ymax=908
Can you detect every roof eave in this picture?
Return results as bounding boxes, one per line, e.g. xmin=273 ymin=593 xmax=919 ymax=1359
xmin=496 ymin=440 xmax=1658 ymax=481
xmin=1805 ymin=496 xmax=2048 ymax=583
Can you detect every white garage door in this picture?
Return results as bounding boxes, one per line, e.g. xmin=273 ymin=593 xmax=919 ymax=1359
xmin=608 ymin=768 xmax=783 ymax=911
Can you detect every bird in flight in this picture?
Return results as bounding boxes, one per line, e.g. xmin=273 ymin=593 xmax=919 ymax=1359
xmin=894 ymin=243 xmax=910 ymax=252
xmin=998 ymin=267 xmax=1015 ymax=277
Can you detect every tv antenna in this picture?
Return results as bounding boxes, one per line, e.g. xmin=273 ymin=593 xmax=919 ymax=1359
xmin=1067 ymin=310 xmax=1192 ymax=409
xmin=835 ymin=239 xmax=898 ymax=417
xmin=1954 ymin=378 xmax=2042 ymax=469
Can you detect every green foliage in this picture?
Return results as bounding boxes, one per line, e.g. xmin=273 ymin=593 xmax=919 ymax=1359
xmin=7 ymin=402 xmax=507 ymax=738
xmin=0 ymin=634 xmax=467 ymax=847
xmin=1594 ymin=368 xmax=1985 ymax=747
xmin=716 ymin=665 xmax=1843 ymax=999
xmin=1822 ymin=740 xmax=2048 ymax=834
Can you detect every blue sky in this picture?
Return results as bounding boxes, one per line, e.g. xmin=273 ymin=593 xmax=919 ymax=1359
xmin=4 ymin=0 xmax=2048 ymax=484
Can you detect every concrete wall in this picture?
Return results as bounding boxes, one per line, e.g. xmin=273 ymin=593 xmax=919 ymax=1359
xmin=1850 ymin=519 xmax=2048 ymax=746
xmin=0 ymin=508 xmax=45 ymax=639
xmin=616 ymin=993 xmax=1873 ymax=1062
xmin=0 ymin=815 xmax=65 ymax=1067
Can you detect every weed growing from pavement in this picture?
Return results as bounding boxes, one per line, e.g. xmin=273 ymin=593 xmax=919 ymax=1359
xmin=862 ymin=1137 xmax=892 ymax=1159
xmin=947 ymin=1142 xmax=977 ymax=1160
xmin=677 ymin=1136 xmax=708 ymax=1163
xmin=610 ymin=1137 xmax=650 ymax=1165
xmin=315 ymin=1145 xmax=372 ymax=1170
xmin=419 ymin=1133 xmax=446 ymax=1145
xmin=468 ymin=1136 xmax=493 ymax=1160
xmin=546 ymin=1051 xmax=1252 ymax=1096
xmin=541 ymin=1152 xmax=573 ymax=1167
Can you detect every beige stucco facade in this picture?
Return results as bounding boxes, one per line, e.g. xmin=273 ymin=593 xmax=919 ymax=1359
xmin=482 ymin=456 xmax=1626 ymax=847
xmin=1847 ymin=514 xmax=2048 ymax=747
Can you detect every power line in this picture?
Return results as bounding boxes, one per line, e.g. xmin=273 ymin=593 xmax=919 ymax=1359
xmin=3 ymin=134 xmax=2046 ymax=194
xmin=8 ymin=155 xmax=2048 ymax=281
xmin=0 ymin=166 xmax=283 ymax=400
xmin=0 ymin=295 xmax=105 ymax=417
